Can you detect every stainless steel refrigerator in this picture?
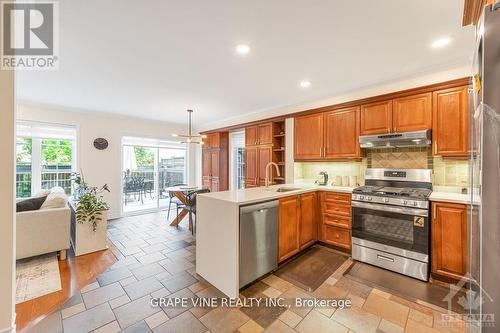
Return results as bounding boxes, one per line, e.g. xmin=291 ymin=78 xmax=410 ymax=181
xmin=470 ymin=3 xmax=500 ymax=332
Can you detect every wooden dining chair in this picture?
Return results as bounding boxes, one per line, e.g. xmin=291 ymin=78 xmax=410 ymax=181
xmin=185 ymin=188 xmax=211 ymax=234
xmin=167 ymin=184 xmax=187 ymax=220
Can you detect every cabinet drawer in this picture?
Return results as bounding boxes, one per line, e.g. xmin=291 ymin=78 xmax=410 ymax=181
xmin=323 ymin=214 xmax=351 ymax=229
xmin=323 ymin=192 xmax=351 ymax=205
xmin=322 ymin=202 xmax=351 ymax=217
xmin=323 ymin=225 xmax=351 ymax=249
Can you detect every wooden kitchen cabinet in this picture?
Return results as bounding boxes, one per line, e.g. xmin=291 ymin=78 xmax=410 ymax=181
xmin=257 ymin=123 xmax=273 ymax=145
xmin=432 ymin=201 xmax=468 ymax=280
xmin=245 ymin=121 xmax=283 ymax=188
xmin=360 ymin=100 xmax=393 ymax=135
xmin=257 ymin=145 xmax=273 ymax=186
xmin=324 ymin=107 xmax=361 ymax=159
xmin=245 ymin=122 xmax=273 ymax=146
xmin=279 ymin=196 xmax=300 ymax=262
xmin=279 ymin=193 xmax=319 ymax=262
xmin=245 ymin=126 xmax=258 ymax=146
xmin=432 ymin=86 xmax=469 ymax=157
xmin=244 ymin=146 xmax=258 ymax=188
xmin=393 ymin=93 xmax=432 ymax=132
xmin=320 ymin=192 xmax=352 ymax=251
xmin=299 ymin=192 xmax=317 ymax=249
xmin=201 ymin=132 xmax=228 ymax=192
xmin=294 ymin=113 xmax=324 ymax=160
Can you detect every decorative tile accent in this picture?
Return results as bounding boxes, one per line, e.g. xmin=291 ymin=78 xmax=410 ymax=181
xmin=368 ymin=147 xmax=429 ymax=169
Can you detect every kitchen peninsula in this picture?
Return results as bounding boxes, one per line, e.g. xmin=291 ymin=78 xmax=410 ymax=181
xmin=196 ymin=184 xmax=354 ymax=298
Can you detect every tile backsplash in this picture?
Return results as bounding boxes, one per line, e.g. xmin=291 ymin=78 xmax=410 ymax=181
xmin=294 ymin=151 xmax=469 ymax=188
xmin=367 ymin=147 xmax=431 ymax=169
xmin=294 ymin=160 xmax=367 ymax=186
xmin=433 ymin=157 xmax=469 ymax=187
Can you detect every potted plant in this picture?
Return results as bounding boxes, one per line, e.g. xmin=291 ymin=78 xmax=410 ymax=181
xmin=71 ymin=171 xmax=111 ymax=256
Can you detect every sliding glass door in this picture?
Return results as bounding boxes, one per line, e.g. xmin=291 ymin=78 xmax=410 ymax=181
xmin=122 ymin=137 xmax=187 ymax=214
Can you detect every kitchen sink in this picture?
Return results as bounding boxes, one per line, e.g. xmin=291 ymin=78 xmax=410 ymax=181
xmin=275 ymin=187 xmax=301 ymax=192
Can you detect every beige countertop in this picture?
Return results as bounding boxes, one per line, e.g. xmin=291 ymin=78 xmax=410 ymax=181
xmin=199 ymin=184 xmax=355 ymax=205
xmin=429 ymin=186 xmax=481 ymax=205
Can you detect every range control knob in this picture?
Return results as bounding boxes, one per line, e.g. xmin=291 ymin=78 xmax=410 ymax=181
xmin=359 ymin=195 xmax=365 ymax=200
xmin=367 ymin=196 xmax=372 ymax=201
xmin=384 ymin=198 xmax=389 ymax=203
xmin=413 ymin=201 xmax=418 ymax=207
xmin=403 ymin=200 xmax=408 ymax=205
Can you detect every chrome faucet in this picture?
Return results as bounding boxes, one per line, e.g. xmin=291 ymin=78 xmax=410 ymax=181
xmin=265 ymin=162 xmax=281 ymax=188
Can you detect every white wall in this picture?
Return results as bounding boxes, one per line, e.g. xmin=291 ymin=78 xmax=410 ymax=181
xmin=197 ymin=66 xmax=471 ymax=132
xmin=0 ymin=63 xmax=16 ymax=331
xmin=17 ymin=104 xmax=194 ymax=219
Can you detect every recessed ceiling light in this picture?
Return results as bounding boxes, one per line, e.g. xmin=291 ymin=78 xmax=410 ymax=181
xmin=235 ymin=44 xmax=250 ymax=55
xmin=300 ymin=81 xmax=311 ymax=88
xmin=432 ymin=37 xmax=451 ymax=48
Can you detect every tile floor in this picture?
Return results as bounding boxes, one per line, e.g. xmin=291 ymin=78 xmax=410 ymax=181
xmin=29 ymin=212 xmax=468 ymax=333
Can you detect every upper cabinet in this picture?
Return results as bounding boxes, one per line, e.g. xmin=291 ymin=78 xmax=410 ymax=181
xmin=324 ymin=107 xmax=360 ymax=159
xmin=360 ymin=93 xmax=433 ymax=135
xmin=360 ymin=100 xmax=393 ymax=135
xmin=393 ymin=93 xmax=432 ymax=132
xmin=295 ymin=108 xmax=360 ymax=161
xmin=432 ymin=86 xmax=469 ymax=157
xmin=294 ymin=113 xmax=324 ymax=160
xmin=245 ymin=122 xmax=273 ymax=146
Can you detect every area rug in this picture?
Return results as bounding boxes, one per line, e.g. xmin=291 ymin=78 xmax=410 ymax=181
xmin=16 ymin=253 xmax=62 ymax=304
xmin=275 ymin=246 xmax=348 ymax=292
xmin=345 ymin=261 xmax=466 ymax=313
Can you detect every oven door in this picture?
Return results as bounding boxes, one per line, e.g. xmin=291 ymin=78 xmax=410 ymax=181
xmin=352 ymin=201 xmax=429 ymax=255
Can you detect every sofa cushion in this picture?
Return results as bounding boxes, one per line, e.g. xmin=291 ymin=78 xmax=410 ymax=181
xmin=40 ymin=190 xmax=68 ymax=210
xmin=33 ymin=189 xmax=50 ymax=198
xmin=16 ymin=196 xmax=48 ymax=212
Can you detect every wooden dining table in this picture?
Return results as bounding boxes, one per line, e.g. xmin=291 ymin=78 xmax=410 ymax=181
xmin=166 ymin=186 xmax=200 ymax=228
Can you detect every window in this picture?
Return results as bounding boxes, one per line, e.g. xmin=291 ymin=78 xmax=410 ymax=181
xmin=16 ymin=137 xmax=32 ymax=198
xmin=16 ymin=122 xmax=77 ymax=198
xmin=122 ymin=137 xmax=187 ymax=213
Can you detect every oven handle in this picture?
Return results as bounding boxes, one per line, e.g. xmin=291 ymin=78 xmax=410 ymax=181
xmin=352 ymin=201 xmax=429 ymax=217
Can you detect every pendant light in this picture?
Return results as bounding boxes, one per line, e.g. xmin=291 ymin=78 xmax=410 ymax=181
xmin=172 ymin=109 xmax=206 ymax=144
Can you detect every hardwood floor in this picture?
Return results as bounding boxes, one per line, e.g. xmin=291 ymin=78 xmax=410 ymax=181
xmin=16 ymin=244 xmax=118 ymax=333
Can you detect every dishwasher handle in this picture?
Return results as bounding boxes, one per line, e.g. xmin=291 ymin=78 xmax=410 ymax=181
xmin=240 ymin=200 xmax=279 ymax=214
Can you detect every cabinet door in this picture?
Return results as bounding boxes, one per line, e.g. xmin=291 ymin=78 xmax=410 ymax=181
xmin=432 ymin=86 xmax=469 ymax=157
xmin=258 ymin=123 xmax=273 ymax=145
xmin=202 ymin=176 xmax=211 ymax=189
xmin=279 ymin=196 xmax=300 ymax=262
xmin=257 ymin=146 xmax=273 ymax=186
xmin=245 ymin=126 xmax=258 ymax=146
xmin=324 ymin=107 xmax=360 ymax=158
xmin=210 ymin=150 xmax=220 ymax=178
xmin=323 ymin=225 xmax=351 ymax=249
xmin=360 ymin=100 xmax=393 ymax=135
xmin=202 ymin=150 xmax=212 ymax=177
xmin=244 ymin=146 xmax=258 ymax=188
xmin=393 ymin=93 xmax=432 ymax=132
xmin=210 ymin=177 xmax=219 ymax=192
xmin=294 ymin=113 xmax=324 ymax=160
xmin=299 ymin=193 xmax=317 ymax=249
xmin=432 ymin=202 xmax=467 ymax=280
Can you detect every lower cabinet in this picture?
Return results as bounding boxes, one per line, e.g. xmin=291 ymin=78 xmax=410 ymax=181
xmin=279 ymin=196 xmax=300 ymax=262
xmin=279 ymin=193 xmax=318 ymax=262
xmin=320 ymin=192 xmax=352 ymax=250
xmin=431 ymin=201 xmax=468 ymax=280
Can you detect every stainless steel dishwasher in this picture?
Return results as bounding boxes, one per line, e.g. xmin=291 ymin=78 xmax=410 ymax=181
xmin=239 ymin=200 xmax=279 ymax=288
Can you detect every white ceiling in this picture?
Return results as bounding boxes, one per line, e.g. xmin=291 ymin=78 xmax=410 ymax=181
xmin=17 ymin=0 xmax=475 ymax=129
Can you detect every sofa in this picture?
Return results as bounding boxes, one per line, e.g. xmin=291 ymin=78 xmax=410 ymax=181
xmin=16 ymin=187 xmax=71 ymax=260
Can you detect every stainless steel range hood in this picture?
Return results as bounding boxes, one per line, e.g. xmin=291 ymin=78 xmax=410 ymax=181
xmin=359 ymin=129 xmax=431 ymax=149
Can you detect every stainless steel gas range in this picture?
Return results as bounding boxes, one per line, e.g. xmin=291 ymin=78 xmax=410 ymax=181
xmin=351 ymin=168 xmax=432 ymax=281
